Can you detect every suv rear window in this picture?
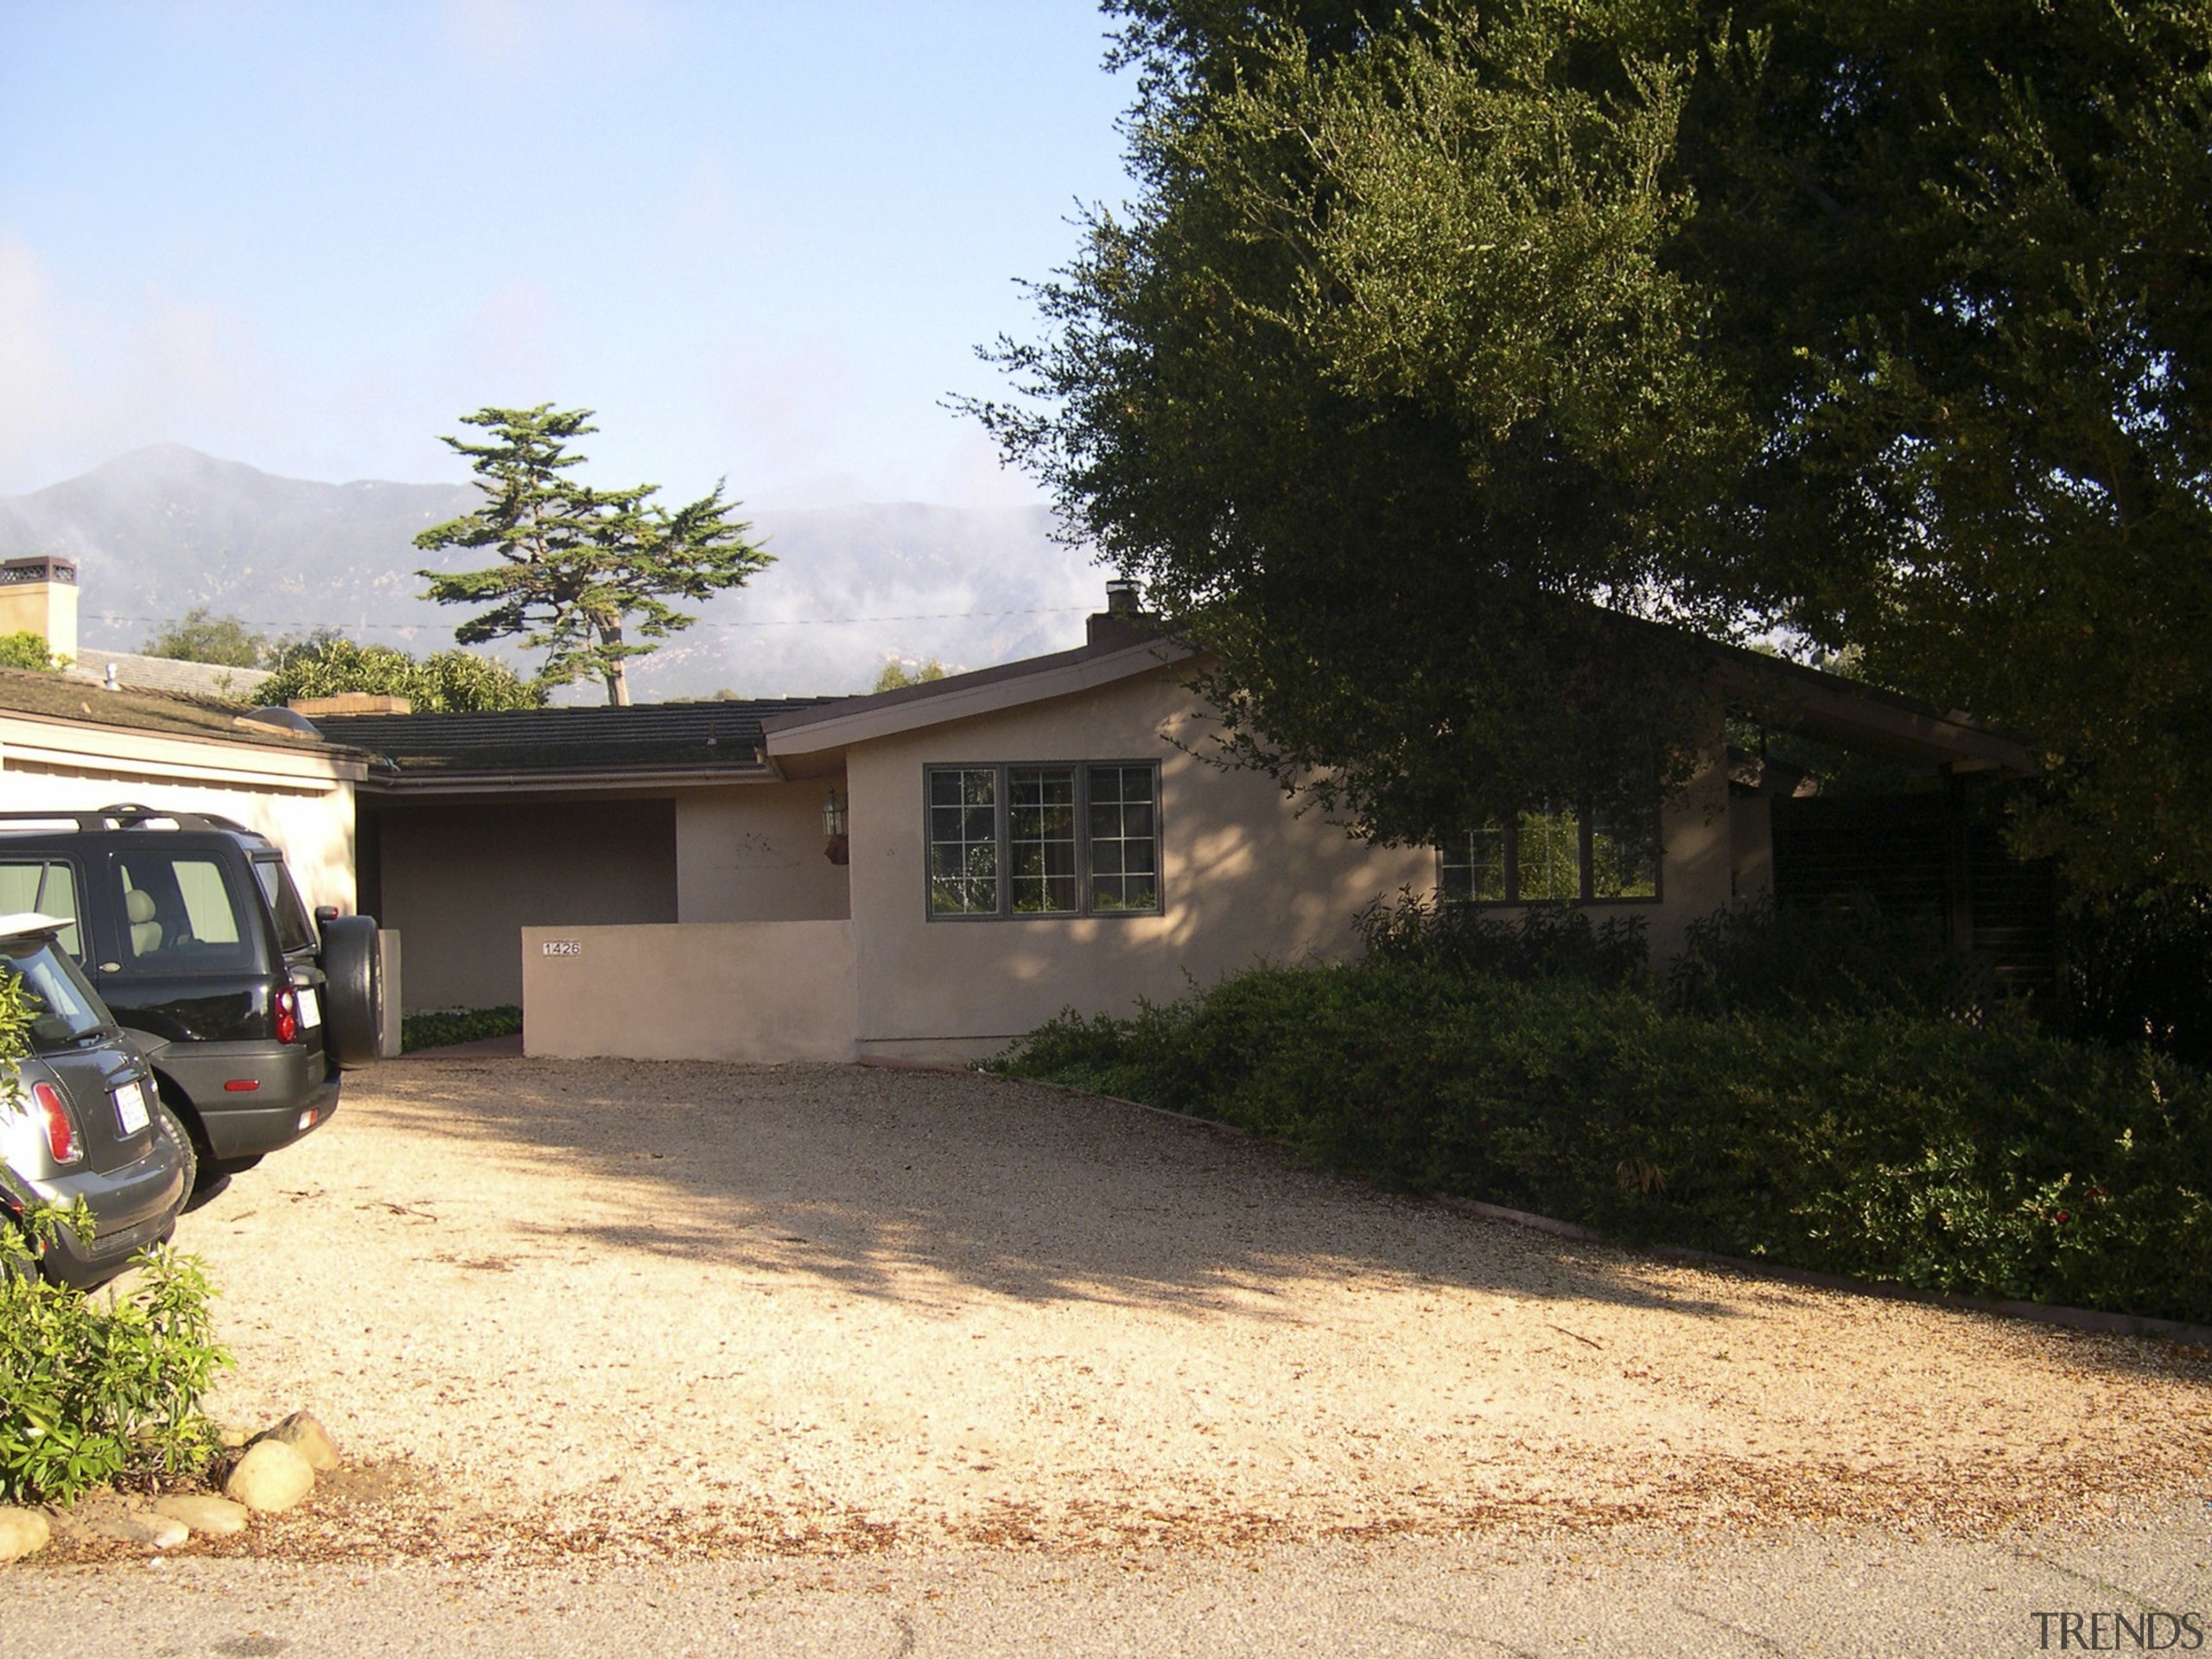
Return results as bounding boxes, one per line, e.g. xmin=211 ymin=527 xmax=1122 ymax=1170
xmin=3 ymin=932 xmax=112 ymax=1052
xmin=111 ymin=852 xmax=263 ymax=974
xmin=0 ymin=859 xmax=82 ymax=959
xmin=251 ymin=858 xmax=319 ymax=955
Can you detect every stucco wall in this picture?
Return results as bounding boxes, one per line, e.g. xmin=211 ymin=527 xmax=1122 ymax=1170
xmin=837 ymin=670 xmax=1738 ymax=1061
xmin=675 ymin=782 xmax=850 ymax=923
xmin=372 ymin=799 xmax=677 ymax=1011
xmin=0 ymin=758 xmax=357 ymax=915
xmin=840 ymin=667 xmax=1434 ymax=1061
xmin=521 ymin=921 xmax=855 ymax=1062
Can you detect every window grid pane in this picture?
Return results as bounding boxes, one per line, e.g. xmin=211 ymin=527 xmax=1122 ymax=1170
xmin=1440 ymin=823 xmax=1506 ymax=903
xmin=1589 ymin=806 xmax=1660 ymax=899
xmin=1086 ymin=766 xmax=1160 ymax=912
xmin=928 ymin=767 xmax=1000 ymax=915
xmin=1008 ymin=767 xmax=1078 ymax=913
xmin=1515 ymin=809 xmax=1581 ymax=902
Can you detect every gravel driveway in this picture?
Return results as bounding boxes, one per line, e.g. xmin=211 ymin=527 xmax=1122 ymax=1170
xmin=156 ymin=1057 xmax=2209 ymax=1560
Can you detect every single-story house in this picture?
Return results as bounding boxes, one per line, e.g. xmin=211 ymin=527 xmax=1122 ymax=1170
xmin=321 ymin=594 xmax=2036 ymax=1064
xmin=0 ymin=665 xmax=365 ymax=914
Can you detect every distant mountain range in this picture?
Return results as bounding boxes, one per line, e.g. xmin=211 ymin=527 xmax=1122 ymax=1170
xmin=0 ymin=445 xmax=1103 ymax=699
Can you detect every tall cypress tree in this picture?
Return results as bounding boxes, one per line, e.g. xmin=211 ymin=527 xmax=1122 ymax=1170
xmin=416 ymin=404 xmax=772 ymax=706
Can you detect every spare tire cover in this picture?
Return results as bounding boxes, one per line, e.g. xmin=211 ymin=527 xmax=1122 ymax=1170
xmin=320 ymin=914 xmax=382 ymax=1070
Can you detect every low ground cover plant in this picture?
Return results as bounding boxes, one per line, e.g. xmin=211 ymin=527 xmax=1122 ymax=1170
xmin=401 ymin=1004 xmax=522 ymax=1052
xmin=995 ymin=904 xmax=2212 ymax=1325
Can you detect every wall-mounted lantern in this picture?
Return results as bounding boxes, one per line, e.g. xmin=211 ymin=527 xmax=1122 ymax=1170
xmin=822 ymin=786 xmax=849 ymax=866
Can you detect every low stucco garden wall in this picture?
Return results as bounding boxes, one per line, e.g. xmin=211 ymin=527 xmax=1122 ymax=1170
xmin=520 ymin=921 xmax=856 ymax=1064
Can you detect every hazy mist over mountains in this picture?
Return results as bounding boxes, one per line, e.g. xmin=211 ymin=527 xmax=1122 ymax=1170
xmin=0 ymin=446 xmax=1103 ymax=700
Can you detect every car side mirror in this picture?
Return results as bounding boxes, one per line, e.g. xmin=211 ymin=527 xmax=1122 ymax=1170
xmin=315 ymin=906 xmax=340 ymax=925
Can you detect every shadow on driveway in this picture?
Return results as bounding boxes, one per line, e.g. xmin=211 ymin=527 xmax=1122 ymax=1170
xmin=363 ymin=1056 xmax=1766 ymax=1325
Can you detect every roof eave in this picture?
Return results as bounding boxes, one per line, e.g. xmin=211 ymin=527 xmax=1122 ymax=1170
xmin=359 ymin=762 xmax=780 ymax=797
xmin=764 ymin=637 xmax=1193 ymax=761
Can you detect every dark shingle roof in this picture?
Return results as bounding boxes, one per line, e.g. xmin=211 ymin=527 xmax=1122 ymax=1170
xmin=321 ymin=698 xmax=849 ymax=779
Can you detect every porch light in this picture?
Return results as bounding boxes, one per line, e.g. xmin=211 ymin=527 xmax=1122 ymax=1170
xmin=822 ymin=786 xmax=849 ymax=866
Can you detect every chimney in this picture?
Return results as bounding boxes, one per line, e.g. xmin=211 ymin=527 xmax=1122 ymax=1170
xmin=0 ymin=557 xmax=78 ymax=665
xmin=1087 ymin=577 xmax=1153 ymax=648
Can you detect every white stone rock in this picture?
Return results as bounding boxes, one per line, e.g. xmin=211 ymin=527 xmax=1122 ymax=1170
xmin=0 ymin=1507 xmax=49 ymax=1562
xmin=152 ymin=1494 xmax=251 ymax=1536
xmin=224 ymin=1440 xmax=315 ymax=1513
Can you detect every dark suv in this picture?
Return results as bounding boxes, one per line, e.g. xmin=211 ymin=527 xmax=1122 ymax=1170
xmin=0 ymin=806 xmax=386 ymax=1193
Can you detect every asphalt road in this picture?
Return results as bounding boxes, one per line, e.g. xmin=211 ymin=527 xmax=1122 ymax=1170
xmin=13 ymin=1501 xmax=2209 ymax=1658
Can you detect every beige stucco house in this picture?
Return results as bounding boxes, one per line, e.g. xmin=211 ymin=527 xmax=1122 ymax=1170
xmin=0 ymin=665 xmax=365 ymax=913
xmin=323 ymin=599 xmax=2034 ymax=1065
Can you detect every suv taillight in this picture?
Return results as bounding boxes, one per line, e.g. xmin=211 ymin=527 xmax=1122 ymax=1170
xmin=32 ymin=1081 xmax=80 ymax=1165
xmin=274 ymin=985 xmax=300 ymax=1045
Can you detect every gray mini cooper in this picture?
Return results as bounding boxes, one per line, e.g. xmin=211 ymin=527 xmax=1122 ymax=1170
xmin=0 ymin=912 xmax=190 ymax=1287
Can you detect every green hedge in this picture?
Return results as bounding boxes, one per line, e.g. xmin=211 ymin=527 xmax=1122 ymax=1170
xmin=400 ymin=1005 xmax=522 ymax=1052
xmin=995 ymin=962 xmax=2212 ymax=1325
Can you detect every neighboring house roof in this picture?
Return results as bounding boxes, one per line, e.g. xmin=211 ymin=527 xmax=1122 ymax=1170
xmin=0 ymin=667 xmax=366 ymax=788
xmin=67 ymin=650 xmax=273 ymax=701
xmin=327 ymin=698 xmax=849 ymax=796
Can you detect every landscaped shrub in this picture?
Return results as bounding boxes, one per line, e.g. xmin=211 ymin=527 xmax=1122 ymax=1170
xmin=0 ymin=1217 xmax=230 ymax=1504
xmin=0 ymin=965 xmax=231 ymax=1506
xmin=1666 ymin=895 xmax=1989 ymax=1019
xmin=995 ymin=959 xmax=2212 ymax=1325
xmin=401 ymin=1004 xmax=523 ymax=1052
xmin=1357 ymin=889 xmax=1649 ymax=985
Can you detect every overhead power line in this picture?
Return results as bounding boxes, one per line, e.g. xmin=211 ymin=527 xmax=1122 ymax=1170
xmin=86 ymin=605 xmax=1094 ymax=635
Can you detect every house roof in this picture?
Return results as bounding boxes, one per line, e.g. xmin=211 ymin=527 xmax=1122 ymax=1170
xmin=0 ymin=666 xmax=344 ymax=754
xmin=761 ymin=608 xmax=2037 ymax=776
xmin=1695 ymin=638 xmax=2037 ymax=772
xmin=325 ymin=697 xmax=849 ymax=795
xmin=762 ymin=622 xmax=1192 ymax=772
xmin=0 ymin=665 xmax=368 ymax=790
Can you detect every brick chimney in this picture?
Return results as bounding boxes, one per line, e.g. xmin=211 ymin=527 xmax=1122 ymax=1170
xmin=0 ymin=556 xmax=77 ymax=664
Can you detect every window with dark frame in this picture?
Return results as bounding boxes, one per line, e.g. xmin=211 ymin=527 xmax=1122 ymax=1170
xmin=1009 ymin=766 xmax=1078 ymax=914
xmin=927 ymin=763 xmax=1162 ymax=919
xmin=1439 ymin=800 xmax=1661 ymax=906
xmin=1086 ymin=765 xmax=1158 ymax=912
xmin=927 ymin=767 xmax=1000 ymax=916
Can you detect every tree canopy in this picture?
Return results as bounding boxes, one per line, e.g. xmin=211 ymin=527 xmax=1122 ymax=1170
xmin=983 ymin=0 xmax=2212 ymax=892
xmin=416 ymin=405 xmax=773 ymax=707
xmin=263 ymin=636 xmax=545 ymax=713
xmin=142 ymin=607 xmax=268 ymax=668
xmin=873 ymin=656 xmax=950 ymax=692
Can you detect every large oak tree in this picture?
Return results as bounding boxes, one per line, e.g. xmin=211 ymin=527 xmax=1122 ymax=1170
xmin=983 ymin=1 xmax=2212 ymax=891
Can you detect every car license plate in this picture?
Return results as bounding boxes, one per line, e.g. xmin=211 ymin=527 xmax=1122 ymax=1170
xmin=297 ymin=987 xmax=321 ymax=1030
xmin=113 ymin=1079 xmax=150 ymax=1135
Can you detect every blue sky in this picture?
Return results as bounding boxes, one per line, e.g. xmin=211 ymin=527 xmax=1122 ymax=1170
xmin=0 ymin=0 xmax=1134 ymax=505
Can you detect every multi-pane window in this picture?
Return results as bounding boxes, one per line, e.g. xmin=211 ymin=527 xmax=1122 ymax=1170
xmin=1439 ymin=801 xmax=1660 ymax=906
xmin=1009 ymin=767 xmax=1078 ymax=914
xmin=927 ymin=763 xmax=1162 ymax=919
xmin=1086 ymin=765 xmax=1158 ymax=912
xmin=928 ymin=767 xmax=1000 ymax=916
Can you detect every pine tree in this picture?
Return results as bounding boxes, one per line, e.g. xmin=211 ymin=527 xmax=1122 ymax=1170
xmin=415 ymin=405 xmax=773 ymax=706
